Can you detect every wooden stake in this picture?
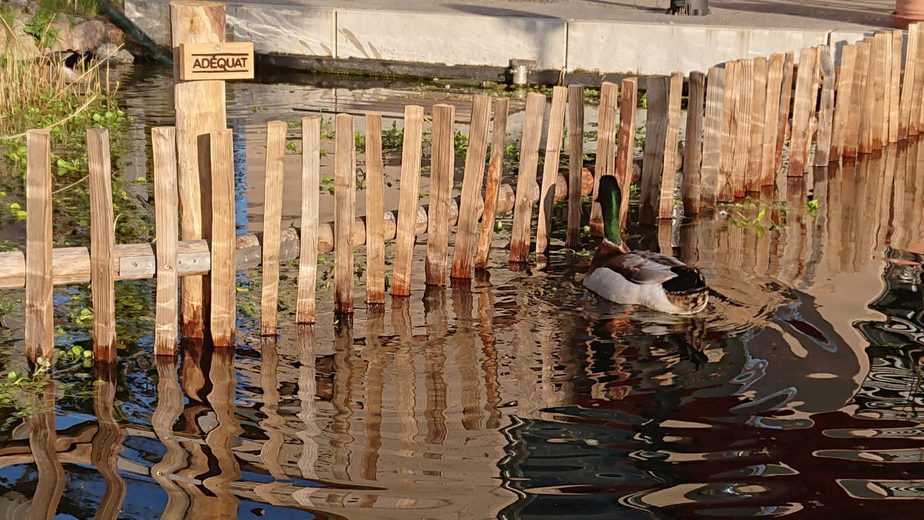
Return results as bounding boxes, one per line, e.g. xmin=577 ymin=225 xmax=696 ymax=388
xmin=901 ymin=24 xmax=920 ymax=139
xmin=334 ymin=114 xmax=355 ymax=314
xmin=260 ymin=121 xmax=287 ymax=335
xmin=589 ymin=82 xmax=618 ymax=232
xmin=452 ymin=95 xmax=492 ymax=279
xmin=860 ymin=39 xmax=876 ymax=154
xmin=616 ymin=78 xmax=638 ymax=229
xmin=889 ymin=31 xmax=902 ymax=143
xmin=789 ymin=48 xmax=818 ymax=176
xmin=475 ymin=98 xmax=509 ymax=269
xmin=427 ymin=104 xmax=456 ymax=286
xmin=640 ymin=76 xmax=668 ymax=223
xmin=25 ymin=130 xmax=52 ymax=363
xmin=733 ymin=60 xmax=753 ymax=194
xmin=683 ymin=71 xmax=705 ymax=215
xmin=208 ymin=129 xmax=235 ymax=347
xmin=536 ymin=87 xmax=567 ymax=256
xmin=363 ymin=114 xmax=385 ymax=305
xmin=392 ymin=105 xmax=425 ymax=296
xmin=832 ymin=44 xmax=856 ymax=158
xmin=847 ymin=41 xmax=870 ymax=157
xmin=659 ymin=72 xmax=684 ymax=218
xmin=761 ymin=54 xmax=784 ymax=186
xmin=747 ymin=58 xmax=767 ymax=192
xmin=87 ymin=129 xmax=116 ymax=361
xmin=152 ymin=127 xmax=179 ymax=355
xmin=565 ymin=86 xmax=584 ymax=248
xmin=915 ymin=23 xmax=924 ymax=135
xmin=814 ymin=47 xmax=836 ymax=166
xmin=719 ymin=61 xmax=738 ymax=202
xmin=296 ymin=117 xmax=321 ymax=320
xmin=701 ymin=67 xmax=725 ymax=206
xmin=509 ymin=92 xmax=546 ymax=263
xmin=775 ymin=52 xmax=796 ymax=172
xmin=872 ymin=33 xmax=889 ymax=150
xmin=170 ymin=1 xmax=227 ymax=339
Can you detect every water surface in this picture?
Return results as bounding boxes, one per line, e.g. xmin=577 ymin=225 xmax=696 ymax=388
xmin=0 ymin=66 xmax=922 ymax=519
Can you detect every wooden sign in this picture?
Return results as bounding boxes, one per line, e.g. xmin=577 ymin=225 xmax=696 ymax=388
xmin=178 ymin=42 xmax=254 ymax=81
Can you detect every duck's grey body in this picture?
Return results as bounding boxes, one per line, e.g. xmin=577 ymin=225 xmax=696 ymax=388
xmin=583 ymin=241 xmax=709 ymax=315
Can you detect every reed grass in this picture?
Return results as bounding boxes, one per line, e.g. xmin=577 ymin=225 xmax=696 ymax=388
xmin=0 ymin=12 xmax=122 ymax=148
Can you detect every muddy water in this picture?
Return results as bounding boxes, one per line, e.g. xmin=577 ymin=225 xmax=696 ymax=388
xmin=0 ymin=67 xmax=923 ymax=519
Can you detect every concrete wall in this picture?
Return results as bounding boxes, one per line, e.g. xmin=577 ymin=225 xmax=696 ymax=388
xmin=125 ymin=0 xmax=872 ymax=76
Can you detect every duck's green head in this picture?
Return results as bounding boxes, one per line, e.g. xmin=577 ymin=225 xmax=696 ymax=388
xmin=597 ymin=175 xmax=623 ymax=244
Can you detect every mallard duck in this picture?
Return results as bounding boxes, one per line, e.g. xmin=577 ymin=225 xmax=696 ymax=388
xmin=583 ymin=176 xmax=709 ymax=315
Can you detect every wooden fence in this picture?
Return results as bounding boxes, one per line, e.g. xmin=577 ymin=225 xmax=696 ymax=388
xmin=5 ymin=21 xmax=924 ymax=364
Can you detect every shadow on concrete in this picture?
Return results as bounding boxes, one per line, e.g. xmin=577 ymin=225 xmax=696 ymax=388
xmin=713 ymin=0 xmax=894 ymax=26
xmin=445 ymin=3 xmax=560 ymax=19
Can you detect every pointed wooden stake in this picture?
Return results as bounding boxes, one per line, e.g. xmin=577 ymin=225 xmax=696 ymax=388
xmin=427 ymin=104 xmax=455 ymax=286
xmin=208 ymin=129 xmax=236 ymax=347
xmin=87 ymin=128 xmax=116 ymax=361
xmin=392 ymin=105 xmax=425 ymax=297
xmin=475 ymin=98 xmax=509 ymax=269
xmin=152 ymin=127 xmax=179 ymax=355
xmin=334 ymin=114 xmax=356 ymax=314
xmin=260 ymin=121 xmax=287 ymax=335
xmin=565 ymin=86 xmax=584 ymax=248
xmin=508 ymin=92 xmax=546 ymax=264
xmin=25 ymin=130 xmax=53 ymax=363
xmin=364 ymin=114 xmax=386 ymax=305
xmin=535 ymin=86 xmax=567 ymax=257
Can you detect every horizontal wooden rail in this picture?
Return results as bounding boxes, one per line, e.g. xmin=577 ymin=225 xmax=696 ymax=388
xmin=0 ymin=171 xmax=592 ymax=290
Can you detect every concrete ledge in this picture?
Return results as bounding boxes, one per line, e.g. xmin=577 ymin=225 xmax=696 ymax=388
xmin=228 ymin=4 xmax=335 ymax=57
xmin=336 ymin=9 xmax=566 ymax=69
xmin=123 ymin=0 xmax=896 ymax=79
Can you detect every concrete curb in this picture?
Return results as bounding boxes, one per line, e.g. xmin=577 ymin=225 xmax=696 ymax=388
xmin=126 ymin=0 xmax=874 ymax=79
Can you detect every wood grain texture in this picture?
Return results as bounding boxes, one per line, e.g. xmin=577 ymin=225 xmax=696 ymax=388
xmin=475 ymin=98 xmax=510 ymax=269
xmin=747 ymin=58 xmax=767 ymax=192
xmin=832 ymin=44 xmax=856 ymax=158
xmin=363 ymin=114 xmax=385 ymax=304
xmin=658 ymin=72 xmax=684 ymax=219
xmin=732 ymin=60 xmax=753 ymax=195
xmin=170 ymin=0 xmax=226 ymax=339
xmin=719 ymin=61 xmax=738 ymax=202
xmin=901 ymin=24 xmax=919 ymax=139
xmin=871 ymin=33 xmax=889 ymax=150
xmin=761 ymin=54 xmax=784 ymax=186
xmin=296 ymin=117 xmax=321 ymax=319
xmin=391 ymin=105 xmax=425 ymax=296
xmin=701 ymin=67 xmax=725 ymax=206
xmin=589 ymin=82 xmax=618 ymax=232
xmin=260 ymin=121 xmax=287 ymax=334
xmin=208 ymin=129 xmax=236 ymax=347
xmin=916 ymin=23 xmax=924 ymax=135
xmin=860 ymin=39 xmax=876 ymax=153
xmin=616 ymin=78 xmax=638 ymax=229
xmin=775 ymin=52 xmax=796 ymax=172
xmin=535 ymin=86 xmax=567 ymax=256
xmin=565 ymin=85 xmax=584 ymax=248
xmin=683 ymin=71 xmax=706 ymax=215
xmin=847 ymin=41 xmax=869 ymax=157
xmin=814 ymin=47 xmax=836 ymax=166
xmin=640 ymin=76 xmax=668 ymax=223
xmin=889 ymin=30 xmax=902 ymax=143
xmin=25 ymin=130 xmax=52 ymax=362
xmin=426 ymin=104 xmax=455 ymax=286
xmin=789 ymin=48 xmax=818 ymax=176
xmin=152 ymin=127 xmax=179 ymax=355
xmin=87 ymin=128 xmax=116 ymax=361
xmin=452 ymin=95 xmax=492 ymax=279
xmin=334 ymin=114 xmax=355 ymax=313
xmin=509 ymin=92 xmax=546 ymax=263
